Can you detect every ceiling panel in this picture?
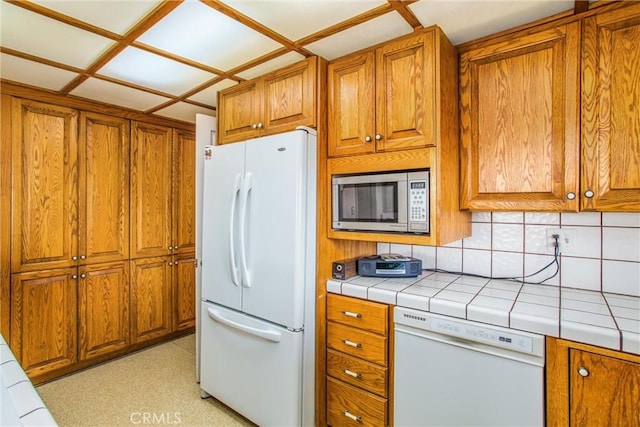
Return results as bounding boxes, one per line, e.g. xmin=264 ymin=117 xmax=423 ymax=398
xmin=188 ymin=79 xmax=238 ymax=107
xmin=305 ymin=12 xmax=413 ymax=60
xmin=137 ymin=1 xmax=283 ymax=71
xmin=154 ymin=101 xmax=221 ymax=123
xmin=223 ymin=0 xmax=387 ymax=41
xmin=236 ymin=51 xmax=306 ymax=80
xmin=0 ymin=53 xmax=78 ymax=91
xmin=0 ymin=1 xmax=115 ymax=68
xmin=29 ymin=0 xmax=162 ymax=35
xmin=97 ymin=46 xmax=216 ymax=96
xmin=70 ymin=77 xmax=171 ymax=111
xmin=410 ymin=0 xmax=575 ymax=45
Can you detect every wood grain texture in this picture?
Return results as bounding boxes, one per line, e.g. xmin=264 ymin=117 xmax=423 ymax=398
xmin=327 ymin=322 xmax=387 ymax=366
xmin=130 ymin=122 xmax=173 ymax=259
xmin=217 ymin=79 xmax=261 ymax=144
xmin=581 ymin=4 xmax=640 ymax=211
xmin=172 ymin=253 xmax=196 ymax=331
xmin=130 ymin=257 xmax=173 ymax=343
xmin=327 ymin=350 xmax=388 ymax=398
xmin=78 ymin=261 xmax=130 ymax=360
xmin=546 ymin=337 xmax=640 ymax=426
xmin=460 ymin=23 xmax=581 ymax=211
xmin=327 ymin=377 xmax=387 ymax=427
xmin=79 ymin=112 xmax=130 ymax=264
xmin=327 ymin=294 xmax=388 ymax=335
xmin=11 ymin=99 xmax=78 ymax=272
xmin=1 ymin=94 xmax=11 ymax=339
xmin=172 ymin=129 xmax=196 ymax=254
xmin=10 ymin=268 xmax=78 ymax=377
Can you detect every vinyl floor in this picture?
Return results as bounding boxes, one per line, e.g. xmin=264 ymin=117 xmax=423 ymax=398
xmin=36 ymin=334 xmax=254 ymax=426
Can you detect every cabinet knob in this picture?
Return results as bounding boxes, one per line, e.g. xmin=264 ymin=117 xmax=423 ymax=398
xmin=584 ymin=190 xmax=595 ymax=198
xmin=375 ymin=134 xmax=382 ymax=141
xmin=169 ymin=261 xmax=173 ymax=266
xmin=72 ymin=255 xmax=78 ymax=261
xmin=169 ymin=246 xmax=173 ymax=250
xmin=566 ymin=192 xmax=576 ymax=200
xmin=257 ymin=122 xmax=263 ymax=129
xmin=174 ymin=245 xmax=178 ymax=250
xmin=80 ymin=273 xmax=86 ymax=279
xmin=578 ymin=366 xmax=589 ymax=377
xmin=343 ymin=410 xmax=362 ymax=423
xmin=80 ymin=255 xmax=86 ymax=260
xmin=72 ymin=274 xmax=78 ymax=279
xmin=364 ymin=135 xmax=372 ymax=143
xmin=252 ymin=124 xmax=257 ymax=129
xmin=174 ymin=261 xmax=179 ymax=265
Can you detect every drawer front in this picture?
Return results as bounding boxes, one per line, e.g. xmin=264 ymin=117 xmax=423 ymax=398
xmin=328 ymin=322 xmax=387 ymax=366
xmin=327 ymin=377 xmax=387 ymax=427
xmin=327 ymin=294 xmax=388 ymax=335
xmin=327 ymin=349 xmax=387 ymax=397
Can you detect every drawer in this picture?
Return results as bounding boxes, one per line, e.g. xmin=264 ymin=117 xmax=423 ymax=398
xmin=327 ymin=376 xmax=387 ymax=427
xmin=327 ymin=349 xmax=387 ymax=397
xmin=327 ymin=294 xmax=388 ymax=335
xmin=327 ymin=322 xmax=387 ymax=366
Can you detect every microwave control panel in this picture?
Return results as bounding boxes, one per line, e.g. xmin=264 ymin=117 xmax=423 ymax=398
xmin=408 ymin=178 xmax=429 ymax=232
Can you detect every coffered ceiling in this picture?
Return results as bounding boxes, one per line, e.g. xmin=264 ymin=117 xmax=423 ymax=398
xmin=1 ymin=0 xmax=581 ymax=124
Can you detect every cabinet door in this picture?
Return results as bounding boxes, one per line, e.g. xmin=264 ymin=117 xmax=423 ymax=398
xmin=376 ymin=32 xmax=433 ymax=152
xmin=263 ymin=56 xmax=316 ymax=135
xmin=11 ymin=99 xmax=78 ymax=272
xmin=10 ymin=269 xmax=77 ymax=377
xmin=79 ymin=112 xmax=130 ymax=264
xmin=173 ymin=253 xmax=196 ymax=331
xmin=570 ymin=349 xmax=640 ymax=426
xmin=581 ymin=5 xmax=640 ymax=211
xmin=130 ymin=122 xmax=173 ymax=259
xmin=78 ymin=261 xmax=130 ymax=360
xmin=328 ymin=51 xmax=376 ymax=157
xmin=130 ymin=257 xmax=172 ymax=343
xmin=172 ymin=129 xmax=196 ymax=255
xmin=460 ymin=23 xmax=580 ymax=211
xmin=217 ymin=79 xmax=261 ymax=144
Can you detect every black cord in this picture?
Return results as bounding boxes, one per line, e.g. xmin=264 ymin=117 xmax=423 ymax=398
xmin=424 ymin=234 xmax=561 ymax=286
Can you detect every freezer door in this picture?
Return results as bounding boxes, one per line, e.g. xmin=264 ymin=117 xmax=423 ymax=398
xmin=201 ymin=142 xmax=245 ymax=310
xmin=241 ymin=131 xmax=311 ymax=329
xmin=200 ymin=302 xmax=303 ymax=426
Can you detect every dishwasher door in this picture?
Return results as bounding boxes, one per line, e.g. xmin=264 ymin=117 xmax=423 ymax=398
xmin=394 ymin=307 xmax=545 ymax=427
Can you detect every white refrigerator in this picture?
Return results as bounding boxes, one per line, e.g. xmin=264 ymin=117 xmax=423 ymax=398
xmin=199 ymin=128 xmax=316 ymax=426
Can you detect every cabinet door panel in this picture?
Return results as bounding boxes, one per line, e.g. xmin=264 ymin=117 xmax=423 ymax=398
xmin=582 ymin=6 xmax=640 ymax=210
xmin=328 ymin=52 xmax=375 ymax=157
xmin=11 ymin=99 xmax=78 ymax=272
xmin=263 ymin=57 xmax=316 ymax=134
xmin=376 ymin=33 xmax=433 ymax=152
xmin=460 ymin=24 xmax=580 ymax=211
xmin=79 ymin=112 xmax=130 ymax=264
xmin=173 ymin=129 xmax=196 ymax=254
xmin=130 ymin=257 xmax=172 ymax=343
xmin=11 ymin=269 xmax=77 ymax=377
xmin=130 ymin=122 xmax=172 ymax=259
xmin=78 ymin=262 xmax=129 ymax=360
xmin=173 ymin=254 xmax=196 ymax=331
xmin=217 ymin=80 xmax=260 ymax=144
xmin=570 ymin=349 xmax=640 ymax=426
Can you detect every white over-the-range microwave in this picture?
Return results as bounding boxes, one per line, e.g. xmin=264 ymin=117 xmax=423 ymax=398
xmin=332 ymin=170 xmax=430 ymax=234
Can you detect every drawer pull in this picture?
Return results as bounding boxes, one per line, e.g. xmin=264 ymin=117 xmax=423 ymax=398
xmin=343 ymin=369 xmax=362 ymax=379
xmin=343 ymin=410 xmax=362 ymax=423
xmin=343 ymin=339 xmax=362 ymax=348
xmin=342 ymin=310 xmax=362 ymax=319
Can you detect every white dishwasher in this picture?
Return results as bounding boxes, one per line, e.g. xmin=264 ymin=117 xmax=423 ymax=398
xmin=394 ymin=307 xmax=545 ymax=427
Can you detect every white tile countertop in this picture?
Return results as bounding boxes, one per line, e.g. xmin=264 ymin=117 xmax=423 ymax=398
xmin=327 ymin=271 xmax=640 ymax=355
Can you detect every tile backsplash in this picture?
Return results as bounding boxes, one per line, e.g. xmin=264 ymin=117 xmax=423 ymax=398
xmin=378 ymin=212 xmax=640 ymax=298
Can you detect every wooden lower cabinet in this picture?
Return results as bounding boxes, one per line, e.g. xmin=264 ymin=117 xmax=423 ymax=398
xmin=130 ymin=257 xmax=173 ymax=343
xmin=326 ymin=294 xmax=391 ymax=426
xmin=172 ymin=253 xmax=196 ymax=331
xmin=546 ymin=337 xmax=640 ymax=426
xmin=78 ymin=261 xmax=130 ymax=360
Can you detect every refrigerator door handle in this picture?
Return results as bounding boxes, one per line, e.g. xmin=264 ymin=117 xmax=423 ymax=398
xmin=207 ymin=308 xmax=282 ymax=343
xmin=239 ymin=172 xmax=253 ymax=288
xmin=229 ymin=173 xmax=242 ymax=287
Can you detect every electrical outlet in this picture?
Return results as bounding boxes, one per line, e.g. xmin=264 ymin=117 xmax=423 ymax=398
xmin=546 ymin=228 xmax=576 ymax=254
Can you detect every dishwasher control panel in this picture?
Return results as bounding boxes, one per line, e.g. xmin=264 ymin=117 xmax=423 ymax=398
xmin=430 ymin=317 xmax=533 ymax=353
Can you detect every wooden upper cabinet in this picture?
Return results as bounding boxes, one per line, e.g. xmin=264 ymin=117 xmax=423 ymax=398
xmin=79 ymin=112 xmax=130 ymax=264
xmin=581 ymin=5 xmax=640 ymax=211
xmin=328 ymin=30 xmax=440 ymax=157
xmin=173 ymin=129 xmax=196 ymax=255
xmin=459 ymin=22 xmax=581 ymax=211
xmin=11 ymin=99 xmax=78 ymax=272
xmin=328 ymin=52 xmax=376 ymax=157
xmin=130 ymin=121 xmax=173 ymax=259
xmin=217 ymin=57 xmax=318 ymax=144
